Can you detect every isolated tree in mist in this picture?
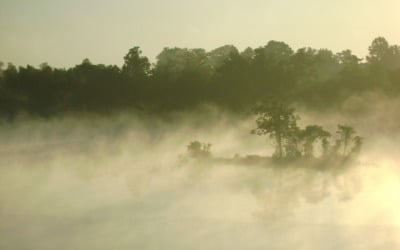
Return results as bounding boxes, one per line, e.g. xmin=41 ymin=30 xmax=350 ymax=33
xmin=301 ymin=125 xmax=331 ymax=158
xmin=282 ymin=122 xmax=301 ymax=159
xmin=187 ymin=141 xmax=212 ymax=159
xmin=251 ymin=100 xmax=298 ymax=158
xmin=336 ymin=125 xmax=355 ymax=155
xmin=122 ymin=47 xmax=151 ymax=79
xmin=350 ymin=136 xmax=363 ymax=156
xmin=250 ymin=101 xmax=363 ymax=161
xmin=321 ymin=137 xmax=330 ymax=156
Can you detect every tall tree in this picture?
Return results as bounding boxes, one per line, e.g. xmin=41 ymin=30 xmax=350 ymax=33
xmin=350 ymin=136 xmax=363 ymax=156
xmin=367 ymin=37 xmax=390 ymax=64
xmin=301 ymin=125 xmax=331 ymax=158
xmin=336 ymin=125 xmax=355 ymax=155
xmin=251 ymin=100 xmax=298 ymax=158
xmin=122 ymin=47 xmax=151 ymax=79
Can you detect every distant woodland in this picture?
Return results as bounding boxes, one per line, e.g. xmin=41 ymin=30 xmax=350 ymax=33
xmin=0 ymin=37 xmax=399 ymax=117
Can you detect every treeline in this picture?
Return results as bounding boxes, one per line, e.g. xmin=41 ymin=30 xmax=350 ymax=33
xmin=0 ymin=37 xmax=399 ymax=117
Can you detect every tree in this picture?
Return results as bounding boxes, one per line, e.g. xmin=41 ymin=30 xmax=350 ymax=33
xmin=251 ymin=100 xmax=298 ymax=158
xmin=187 ymin=141 xmax=212 ymax=159
xmin=321 ymin=137 xmax=330 ymax=156
xmin=240 ymin=47 xmax=255 ymax=62
xmin=154 ymin=47 xmax=211 ymax=77
xmin=336 ymin=125 xmax=355 ymax=155
xmin=367 ymin=37 xmax=390 ymax=64
xmin=350 ymin=136 xmax=363 ymax=156
xmin=255 ymin=41 xmax=294 ymax=65
xmin=337 ymin=50 xmax=361 ymax=66
xmin=122 ymin=46 xmax=151 ymax=79
xmin=301 ymin=125 xmax=331 ymax=158
xmin=207 ymin=45 xmax=240 ymax=70
xmin=283 ymin=122 xmax=301 ymax=159
xmin=0 ymin=61 xmax=4 ymax=77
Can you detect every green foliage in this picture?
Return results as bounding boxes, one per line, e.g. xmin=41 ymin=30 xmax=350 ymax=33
xmin=0 ymin=37 xmax=399 ymax=117
xmin=251 ymin=100 xmax=298 ymax=158
xmin=122 ymin=47 xmax=151 ymax=79
xmin=367 ymin=37 xmax=390 ymax=64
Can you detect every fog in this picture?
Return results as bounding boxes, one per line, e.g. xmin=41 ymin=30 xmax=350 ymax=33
xmin=1 ymin=105 xmax=400 ymax=250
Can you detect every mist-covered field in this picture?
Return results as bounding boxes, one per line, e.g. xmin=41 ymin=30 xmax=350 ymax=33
xmin=1 ymin=100 xmax=400 ymax=250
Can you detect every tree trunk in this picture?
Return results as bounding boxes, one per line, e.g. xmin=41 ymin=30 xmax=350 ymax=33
xmin=276 ymin=133 xmax=283 ymax=158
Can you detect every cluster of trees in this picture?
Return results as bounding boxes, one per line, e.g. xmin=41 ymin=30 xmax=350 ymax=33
xmin=186 ymin=141 xmax=212 ymax=159
xmin=252 ymin=100 xmax=362 ymax=160
xmin=1 ymin=37 xmax=399 ymax=117
xmin=185 ymin=100 xmax=362 ymax=165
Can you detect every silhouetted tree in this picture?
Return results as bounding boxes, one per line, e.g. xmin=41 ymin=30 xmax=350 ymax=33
xmin=367 ymin=37 xmax=390 ymax=64
xmin=336 ymin=125 xmax=356 ymax=155
xmin=187 ymin=141 xmax=212 ymax=159
xmin=122 ymin=47 xmax=151 ymax=79
xmin=350 ymin=136 xmax=363 ymax=156
xmin=301 ymin=125 xmax=331 ymax=158
xmin=251 ymin=100 xmax=298 ymax=158
xmin=337 ymin=50 xmax=361 ymax=66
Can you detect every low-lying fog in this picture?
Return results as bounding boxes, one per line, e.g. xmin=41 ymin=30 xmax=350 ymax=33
xmin=1 ymin=104 xmax=400 ymax=250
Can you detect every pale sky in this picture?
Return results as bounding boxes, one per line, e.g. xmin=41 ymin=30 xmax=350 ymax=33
xmin=1 ymin=0 xmax=399 ymax=67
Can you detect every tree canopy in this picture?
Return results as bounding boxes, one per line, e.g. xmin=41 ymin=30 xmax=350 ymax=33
xmin=0 ymin=37 xmax=399 ymax=117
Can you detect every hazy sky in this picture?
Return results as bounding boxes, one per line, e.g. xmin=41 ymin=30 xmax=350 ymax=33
xmin=1 ymin=0 xmax=399 ymax=67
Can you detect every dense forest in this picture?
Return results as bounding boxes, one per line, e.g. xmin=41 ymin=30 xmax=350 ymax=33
xmin=0 ymin=37 xmax=399 ymax=117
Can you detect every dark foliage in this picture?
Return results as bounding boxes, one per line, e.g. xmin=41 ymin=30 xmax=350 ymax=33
xmin=251 ymin=100 xmax=362 ymax=161
xmin=1 ymin=37 xmax=399 ymax=117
